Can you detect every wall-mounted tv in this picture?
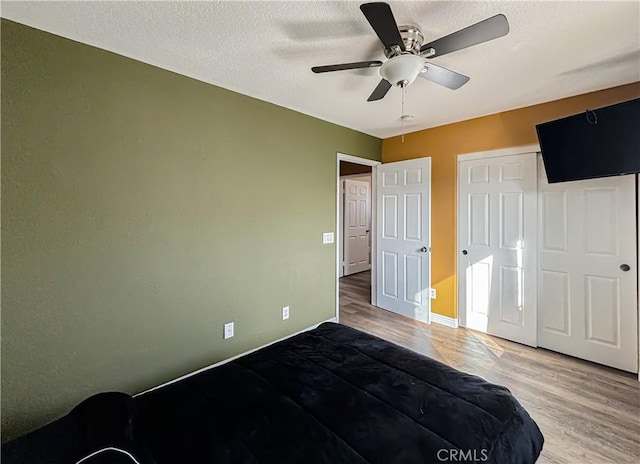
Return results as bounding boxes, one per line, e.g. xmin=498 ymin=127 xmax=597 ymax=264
xmin=536 ymin=98 xmax=640 ymax=183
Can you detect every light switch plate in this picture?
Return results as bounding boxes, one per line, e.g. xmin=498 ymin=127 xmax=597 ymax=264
xmin=323 ymin=232 xmax=334 ymax=244
xmin=282 ymin=306 xmax=290 ymax=320
xmin=223 ymin=322 xmax=234 ymax=339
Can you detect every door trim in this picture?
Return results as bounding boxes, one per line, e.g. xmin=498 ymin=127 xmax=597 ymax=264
xmin=637 ymin=174 xmax=639 ymax=381
xmin=457 ymin=144 xmax=541 ymax=162
xmin=456 ymin=145 xmax=540 ymax=329
xmin=336 ymin=153 xmax=381 ymax=322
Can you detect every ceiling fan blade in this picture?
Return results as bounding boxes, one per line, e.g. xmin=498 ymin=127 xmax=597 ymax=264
xmin=312 ymin=61 xmax=383 ymax=73
xmin=367 ymin=79 xmax=392 ymax=101
xmin=418 ymin=63 xmax=470 ymax=90
xmin=420 ymin=14 xmax=509 ymax=58
xmin=360 ymin=2 xmax=405 ymax=51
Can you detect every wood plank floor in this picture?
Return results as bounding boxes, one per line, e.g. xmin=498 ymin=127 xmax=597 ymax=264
xmin=339 ymin=271 xmax=640 ymax=464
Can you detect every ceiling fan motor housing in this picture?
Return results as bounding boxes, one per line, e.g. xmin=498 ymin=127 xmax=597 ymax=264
xmin=380 ymin=24 xmax=428 ymax=87
xmin=384 ymin=25 xmax=425 ymax=58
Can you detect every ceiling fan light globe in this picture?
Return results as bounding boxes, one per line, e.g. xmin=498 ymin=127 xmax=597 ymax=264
xmin=380 ymin=55 xmax=426 ymax=87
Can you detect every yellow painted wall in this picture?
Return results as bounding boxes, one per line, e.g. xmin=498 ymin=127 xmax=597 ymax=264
xmin=382 ymin=82 xmax=640 ymax=318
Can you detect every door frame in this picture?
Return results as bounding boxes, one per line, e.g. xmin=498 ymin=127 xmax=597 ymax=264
xmin=336 ymin=153 xmax=381 ymax=322
xmin=456 ymin=144 xmax=540 ymax=329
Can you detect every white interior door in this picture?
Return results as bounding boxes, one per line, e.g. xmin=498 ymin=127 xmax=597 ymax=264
xmin=344 ymin=178 xmax=370 ymax=276
xmin=376 ymin=158 xmax=431 ymax=323
xmin=538 ymin=161 xmax=638 ymax=373
xmin=458 ymin=153 xmax=538 ymax=346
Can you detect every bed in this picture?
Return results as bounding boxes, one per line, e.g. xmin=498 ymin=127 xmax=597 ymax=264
xmin=2 ymin=322 xmax=544 ymax=463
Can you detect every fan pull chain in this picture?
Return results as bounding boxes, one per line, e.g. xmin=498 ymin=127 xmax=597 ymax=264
xmin=401 ymin=86 xmax=405 ymax=143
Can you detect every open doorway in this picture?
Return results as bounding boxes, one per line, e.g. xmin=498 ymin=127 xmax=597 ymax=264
xmin=335 ymin=153 xmax=433 ymax=325
xmin=335 ymin=154 xmax=380 ymax=321
xmin=340 ymin=161 xmax=372 ymax=278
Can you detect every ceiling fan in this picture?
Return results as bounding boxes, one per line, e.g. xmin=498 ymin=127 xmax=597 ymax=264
xmin=312 ymin=2 xmax=510 ymax=101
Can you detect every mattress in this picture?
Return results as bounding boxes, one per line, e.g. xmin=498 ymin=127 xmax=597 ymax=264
xmin=135 ymin=322 xmax=543 ymax=463
xmin=2 ymin=322 xmax=544 ymax=463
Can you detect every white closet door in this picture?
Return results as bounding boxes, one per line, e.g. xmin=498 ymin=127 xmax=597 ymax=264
xmin=458 ymin=152 xmax=538 ymax=346
xmin=538 ymin=159 xmax=638 ymax=373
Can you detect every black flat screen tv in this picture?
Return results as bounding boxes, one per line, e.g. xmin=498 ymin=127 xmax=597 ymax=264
xmin=536 ymin=98 xmax=640 ymax=183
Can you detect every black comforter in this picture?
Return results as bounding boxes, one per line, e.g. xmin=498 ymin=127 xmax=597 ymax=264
xmin=3 ymin=322 xmax=543 ymax=463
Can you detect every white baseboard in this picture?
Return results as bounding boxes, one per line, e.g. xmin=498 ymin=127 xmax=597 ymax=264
xmin=430 ymin=313 xmax=459 ymax=328
xmin=135 ymin=317 xmax=337 ymax=397
xmin=314 ymin=317 xmax=337 ymax=327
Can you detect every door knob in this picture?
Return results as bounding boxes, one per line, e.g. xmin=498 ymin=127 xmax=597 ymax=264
xmin=462 ymin=250 xmax=468 ymax=255
xmin=420 ymin=247 xmax=429 ymax=253
xmin=620 ymin=264 xmax=630 ymax=272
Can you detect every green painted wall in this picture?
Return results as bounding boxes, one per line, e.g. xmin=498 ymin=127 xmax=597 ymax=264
xmin=0 ymin=19 xmax=381 ymax=441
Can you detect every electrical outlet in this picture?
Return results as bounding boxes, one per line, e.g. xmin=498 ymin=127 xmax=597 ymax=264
xmin=223 ymin=322 xmax=234 ymax=339
xmin=282 ymin=306 xmax=290 ymax=320
xmin=322 ymin=232 xmax=334 ymax=244
xmin=429 ymin=288 xmax=437 ymax=299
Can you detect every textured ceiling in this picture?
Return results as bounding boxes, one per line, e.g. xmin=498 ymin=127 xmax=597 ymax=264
xmin=3 ymin=1 xmax=639 ymax=138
